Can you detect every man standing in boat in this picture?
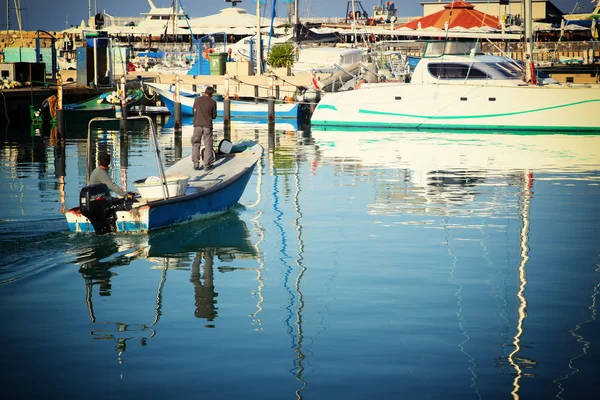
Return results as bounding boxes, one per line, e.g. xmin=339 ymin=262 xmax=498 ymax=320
xmin=192 ymin=86 xmax=217 ymax=171
xmin=89 ymin=153 xmax=134 ymax=200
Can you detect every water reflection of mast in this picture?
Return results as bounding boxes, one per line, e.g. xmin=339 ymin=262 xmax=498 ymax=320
xmin=553 ymin=271 xmax=599 ymax=397
xmin=83 ymin=265 xmax=168 ymax=364
xmin=444 ymin=214 xmax=480 ymax=398
xmin=271 ymin=143 xmax=307 ymax=397
xmin=241 ymin=158 xmax=265 ymax=329
xmin=508 ymin=171 xmax=532 ymax=400
xmin=292 ymin=159 xmax=307 ymax=399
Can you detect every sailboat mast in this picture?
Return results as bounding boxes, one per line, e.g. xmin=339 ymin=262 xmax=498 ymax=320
xmin=256 ymin=0 xmax=263 ymax=75
xmin=174 ymin=0 xmax=178 ymax=34
xmin=351 ymin=0 xmax=357 ymax=43
xmin=294 ymin=0 xmax=299 ymax=25
xmin=524 ymin=0 xmax=534 ymax=82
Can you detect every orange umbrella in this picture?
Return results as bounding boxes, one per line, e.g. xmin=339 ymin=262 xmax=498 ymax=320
xmin=396 ymin=1 xmax=502 ymax=31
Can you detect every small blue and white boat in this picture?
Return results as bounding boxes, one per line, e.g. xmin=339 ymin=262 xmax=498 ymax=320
xmin=146 ymin=82 xmax=302 ymax=120
xmin=65 ymin=116 xmax=263 ymax=234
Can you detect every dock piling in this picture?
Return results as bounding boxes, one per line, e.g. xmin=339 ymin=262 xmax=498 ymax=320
xmin=223 ymin=74 xmax=231 ymax=140
xmin=56 ymin=74 xmax=66 ymax=137
xmin=174 ymin=75 xmax=182 ymax=133
xmin=119 ymin=75 xmax=128 ymax=132
xmin=268 ymin=73 xmax=275 ymax=125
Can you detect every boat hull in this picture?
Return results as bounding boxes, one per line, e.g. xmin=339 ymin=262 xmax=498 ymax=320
xmin=66 ymin=164 xmax=255 ymax=233
xmin=149 ymin=85 xmax=301 ymax=119
xmin=311 ymin=83 xmax=600 ymax=133
xmin=66 ymin=142 xmax=262 ymax=233
xmin=61 ymin=90 xmax=146 ymax=130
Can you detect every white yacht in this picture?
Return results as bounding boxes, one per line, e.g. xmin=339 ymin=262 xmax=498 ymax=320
xmin=291 ymin=46 xmax=365 ymax=75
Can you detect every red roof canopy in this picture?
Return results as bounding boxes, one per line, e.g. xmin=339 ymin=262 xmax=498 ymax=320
xmin=397 ymin=1 xmax=501 ymax=30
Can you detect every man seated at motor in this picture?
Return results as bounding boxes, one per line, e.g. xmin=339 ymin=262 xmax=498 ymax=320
xmin=89 ymin=153 xmax=135 ymax=200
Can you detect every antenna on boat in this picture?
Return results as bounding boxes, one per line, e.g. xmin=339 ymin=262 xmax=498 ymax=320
xmin=224 ymin=0 xmax=242 ymax=7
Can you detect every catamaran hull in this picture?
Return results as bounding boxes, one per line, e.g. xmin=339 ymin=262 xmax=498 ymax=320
xmin=311 ymin=83 xmax=600 ymax=133
xmin=66 ymin=164 xmax=256 ymax=233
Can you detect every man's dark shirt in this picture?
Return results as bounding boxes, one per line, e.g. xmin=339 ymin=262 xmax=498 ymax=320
xmin=193 ymin=95 xmax=217 ymax=128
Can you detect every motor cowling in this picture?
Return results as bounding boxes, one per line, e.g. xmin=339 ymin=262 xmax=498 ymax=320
xmin=80 ymin=183 xmax=115 ymax=234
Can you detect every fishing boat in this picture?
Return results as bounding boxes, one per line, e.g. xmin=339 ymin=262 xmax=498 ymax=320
xmin=62 ymin=87 xmax=145 ymax=120
xmin=146 ymin=82 xmax=302 ymax=119
xmin=65 ymin=116 xmax=263 ymax=234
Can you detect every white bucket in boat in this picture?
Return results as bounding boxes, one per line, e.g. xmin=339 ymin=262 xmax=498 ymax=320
xmin=218 ymin=139 xmax=232 ymax=154
xmin=133 ymin=174 xmax=189 ymax=198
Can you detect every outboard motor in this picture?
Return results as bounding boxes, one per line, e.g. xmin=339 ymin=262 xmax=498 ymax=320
xmin=79 ymin=183 xmax=115 ymax=235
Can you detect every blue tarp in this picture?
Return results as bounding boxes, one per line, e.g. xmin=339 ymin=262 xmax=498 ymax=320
xmin=564 ymin=20 xmax=593 ymax=28
xmin=136 ymin=51 xmax=165 ymax=58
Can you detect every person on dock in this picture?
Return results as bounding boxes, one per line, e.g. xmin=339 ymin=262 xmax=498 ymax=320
xmin=89 ymin=153 xmax=134 ymax=200
xmin=192 ymin=86 xmax=217 ymax=171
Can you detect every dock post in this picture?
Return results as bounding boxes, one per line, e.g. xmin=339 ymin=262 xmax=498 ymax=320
xmin=268 ymin=97 xmax=275 ymax=124
xmin=267 ymin=72 xmax=275 ymax=125
xmin=119 ymin=75 xmax=128 ymax=133
xmin=120 ymin=132 xmax=129 ymax=191
xmin=174 ymin=75 xmax=182 ymax=133
xmin=56 ymin=74 xmax=66 ymax=137
xmin=174 ymin=129 xmax=183 ymax=161
xmin=223 ymin=73 xmax=231 ymax=141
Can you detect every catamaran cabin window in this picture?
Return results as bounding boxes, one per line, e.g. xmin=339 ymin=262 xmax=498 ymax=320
xmin=486 ymin=62 xmax=523 ymax=79
xmin=428 ymin=63 xmax=489 ymax=79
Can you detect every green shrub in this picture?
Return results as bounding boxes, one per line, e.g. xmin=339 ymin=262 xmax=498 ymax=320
xmin=267 ymin=42 xmax=295 ymax=68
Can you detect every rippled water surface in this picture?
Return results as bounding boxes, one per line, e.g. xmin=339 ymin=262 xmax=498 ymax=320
xmin=1 ymin=121 xmax=599 ymax=399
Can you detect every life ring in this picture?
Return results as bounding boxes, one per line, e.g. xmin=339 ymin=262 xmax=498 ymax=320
xmin=204 ymin=48 xmax=215 ymax=60
xmin=354 ymin=79 xmax=365 ymax=90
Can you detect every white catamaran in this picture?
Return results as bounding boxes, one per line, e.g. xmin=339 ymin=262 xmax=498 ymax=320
xmin=311 ymin=1 xmax=600 ymax=133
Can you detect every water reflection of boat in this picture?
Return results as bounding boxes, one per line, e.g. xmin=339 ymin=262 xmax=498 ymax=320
xmin=313 ymin=129 xmax=599 ymax=398
xmin=312 ymin=130 xmax=600 ymax=173
xmin=76 ymin=211 xmax=257 ymax=359
xmin=144 ymin=211 xmax=256 ymax=261
xmin=144 ymin=212 xmax=258 ymax=325
xmin=312 ymin=129 xmax=600 ymax=211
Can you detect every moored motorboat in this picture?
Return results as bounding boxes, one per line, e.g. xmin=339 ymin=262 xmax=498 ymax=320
xmin=146 ymin=82 xmax=302 ymax=119
xmin=61 ymin=87 xmax=145 ymax=122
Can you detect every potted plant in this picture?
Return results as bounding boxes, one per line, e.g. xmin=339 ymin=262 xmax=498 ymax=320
xmin=267 ymin=42 xmax=295 ymax=76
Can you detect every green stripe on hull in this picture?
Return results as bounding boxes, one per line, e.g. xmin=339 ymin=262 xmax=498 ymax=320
xmin=356 ymin=98 xmax=600 ymax=120
xmin=310 ymin=120 xmax=600 ymax=135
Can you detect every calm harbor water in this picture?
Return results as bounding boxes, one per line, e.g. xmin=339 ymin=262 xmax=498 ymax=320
xmin=1 ymin=119 xmax=599 ymax=399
